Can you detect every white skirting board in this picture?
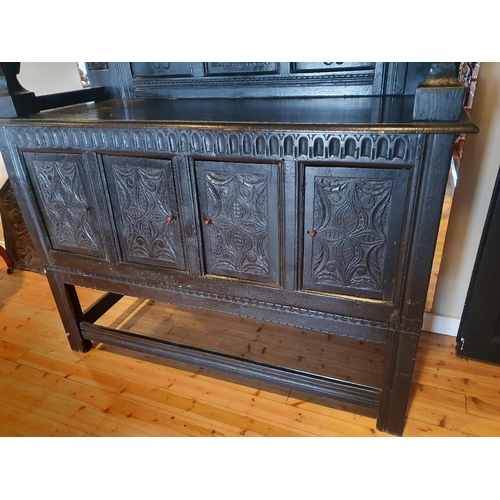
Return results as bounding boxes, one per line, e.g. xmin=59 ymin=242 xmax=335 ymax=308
xmin=423 ymin=312 xmax=461 ymax=337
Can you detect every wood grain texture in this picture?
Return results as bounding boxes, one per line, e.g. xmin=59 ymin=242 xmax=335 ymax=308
xmin=1 ymin=263 xmax=500 ymax=437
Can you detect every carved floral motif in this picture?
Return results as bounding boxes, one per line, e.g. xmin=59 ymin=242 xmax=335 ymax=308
xmin=109 ymin=162 xmax=182 ymax=267
xmin=204 ymin=171 xmax=270 ymax=277
xmin=0 ymin=181 xmax=43 ymax=272
xmin=311 ymin=176 xmax=394 ymax=291
xmin=31 ymin=160 xmax=101 ymax=254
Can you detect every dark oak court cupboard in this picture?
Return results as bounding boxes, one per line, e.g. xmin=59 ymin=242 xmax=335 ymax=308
xmin=0 ymin=62 xmax=477 ymax=435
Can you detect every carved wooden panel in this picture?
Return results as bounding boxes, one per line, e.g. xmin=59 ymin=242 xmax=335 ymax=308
xmin=291 ymin=62 xmax=376 ymax=73
xmin=23 ymin=152 xmax=106 ymax=258
xmin=130 ymin=62 xmax=193 ymax=78
xmin=195 ymin=161 xmax=281 ymax=284
xmin=86 ymin=62 xmax=399 ymax=99
xmin=10 ymin=126 xmax=416 ymax=164
xmin=204 ymin=63 xmax=278 ymax=76
xmin=303 ymin=165 xmax=409 ymax=300
xmin=103 ymin=155 xmax=185 ymax=270
xmin=0 ymin=179 xmax=43 ymax=273
xmin=87 ymin=62 xmax=108 ymax=71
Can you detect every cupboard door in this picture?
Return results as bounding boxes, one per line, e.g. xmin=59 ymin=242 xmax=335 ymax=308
xmin=23 ymin=152 xmax=106 ymax=259
xmin=103 ymin=155 xmax=185 ymax=270
xmin=195 ymin=160 xmax=281 ymax=285
xmin=303 ymin=165 xmax=409 ymax=301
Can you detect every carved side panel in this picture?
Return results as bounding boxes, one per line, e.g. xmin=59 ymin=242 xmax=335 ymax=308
xmin=0 ymin=180 xmax=43 ymax=272
xmin=23 ymin=152 xmax=106 ymax=258
xmin=195 ymin=161 xmax=281 ymax=284
xmin=303 ymin=165 xmax=409 ymax=300
xmin=103 ymin=156 xmax=185 ymax=270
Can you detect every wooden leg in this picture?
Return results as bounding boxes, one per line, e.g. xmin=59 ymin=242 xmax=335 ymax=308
xmin=0 ymin=245 xmax=14 ymax=273
xmin=376 ymin=329 xmax=420 ymax=436
xmin=45 ymin=270 xmax=93 ymax=353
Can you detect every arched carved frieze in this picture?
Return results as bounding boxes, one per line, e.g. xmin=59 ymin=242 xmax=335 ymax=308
xmin=10 ymin=127 xmax=417 ymax=163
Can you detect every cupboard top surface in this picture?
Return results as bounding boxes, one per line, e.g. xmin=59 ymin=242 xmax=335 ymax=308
xmin=0 ymin=97 xmax=478 ymax=134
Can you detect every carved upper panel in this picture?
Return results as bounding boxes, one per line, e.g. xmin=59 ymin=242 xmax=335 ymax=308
xmin=130 ymin=62 xmax=192 ymax=78
xmin=204 ymin=63 xmax=278 ymax=75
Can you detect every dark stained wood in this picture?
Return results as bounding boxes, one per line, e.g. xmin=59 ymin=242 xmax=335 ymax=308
xmin=82 ymin=292 xmax=124 ymax=324
xmin=100 ymin=299 xmax=387 ymax=388
xmin=80 ymin=321 xmax=381 ymax=413
xmin=413 ymin=63 xmax=465 ymax=122
xmin=195 ymin=159 xmax=281 ymax=285
xmin=378 ymin=329 xmax=420 ymax=435
xmin=23 ymin=151 xmax=108 ymax=260
xmin=45 ymin=270 xmax=92 ymax=353
xmin=12 ymin=96 xmax=478 ymax=134
xmin=0 ymin=62 xmax=476 ymax=435
xmin=35 ymin=87 xmax=108 ymax=113
xmin=86 ymin=62 xmax=387 ymax=100
xmin=0 ymin=179 xmax=43 ymax=273
xmin=102 ymin=155 xmax=186 ymax=270
xmin=376 ymin=130 xmax=459 ymax=435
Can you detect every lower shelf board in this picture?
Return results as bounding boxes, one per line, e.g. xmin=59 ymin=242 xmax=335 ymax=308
xmin=90 ymin=297 xmax=388 ymax=385
xmin=81 ymin=320 xmax=381 ymax=416
xmin=76 ymin=291 xmax=388 ymax=417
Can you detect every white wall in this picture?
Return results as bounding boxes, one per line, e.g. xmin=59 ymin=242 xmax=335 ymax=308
xmin=17 ymin=62 xmax=82 ymax=96
xmin=432 ymin=62 xmax=500 ymax=320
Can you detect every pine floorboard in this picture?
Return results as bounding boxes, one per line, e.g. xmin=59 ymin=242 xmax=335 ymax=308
xmin=1 ymin=262 xmax=500 ymax=437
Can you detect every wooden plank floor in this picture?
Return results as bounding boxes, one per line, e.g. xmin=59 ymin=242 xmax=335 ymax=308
xmin=1 ymin=262 xmax=500 ymax=437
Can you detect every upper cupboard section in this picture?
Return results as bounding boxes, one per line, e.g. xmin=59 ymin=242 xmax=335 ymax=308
xmin=128 ymin=62 xmax=376 ymax=78
xmin=86 ymin=63 xmax=435 ymax=99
